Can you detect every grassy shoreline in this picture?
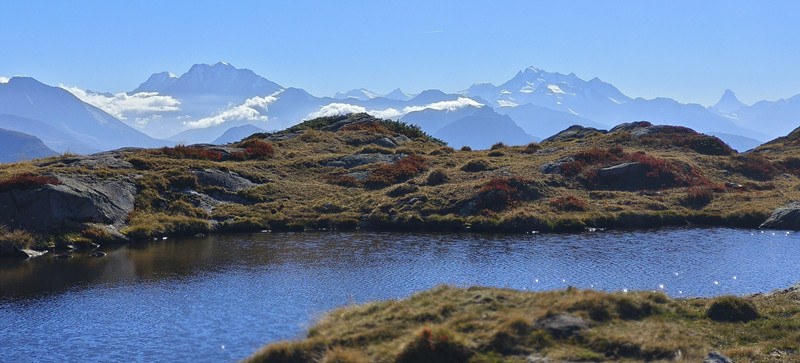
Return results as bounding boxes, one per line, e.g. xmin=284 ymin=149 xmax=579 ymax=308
xmin=244 ymin=284 xmax=800 ymax=362
xmin=1 ymin=114 xmax=798 ymax=252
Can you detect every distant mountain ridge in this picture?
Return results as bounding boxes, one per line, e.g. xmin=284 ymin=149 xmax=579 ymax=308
xmin=0 ymin=77 xmax=168 ymax=152
xmin=7 ymin=62 xmax=800 ymax=154
xmin=0 ymin=128 xmax=57 ymax=163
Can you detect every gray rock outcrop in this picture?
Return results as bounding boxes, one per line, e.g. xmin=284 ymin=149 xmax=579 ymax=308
xmin=0 ymin=175 xmax=135 ymax=231
xmin=595 ymin=162 xmax=647 ymax=190
xmin=535 ymin=314 xmax=589 ymax=338
xmin=703 ymin=351 xmax=734 ymax=363
xmin=760 ymin=201 xmax=800 ymax=230
xmin=37 ymin=148 xmax=141 ymax=169
xmin=326 ymin=154 xmax=403 ymax=169
xmin=193 ymin=169 xmax=255 ymax=192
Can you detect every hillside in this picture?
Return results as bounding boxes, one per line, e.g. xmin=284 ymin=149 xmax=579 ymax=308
xmin=1 ymin=114 xmax=799 ymax=255
xmin=0 ymin=128 xmax=57 ymax=163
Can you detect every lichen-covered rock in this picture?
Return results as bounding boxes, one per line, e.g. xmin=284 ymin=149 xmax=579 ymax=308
xmin=0 ymin=175 xmax=135 ymax=231
xmin=759 ymin=201 xmax=800 ymax=230
xmin=193 ymin=169 xmax=256 ymax=192
xmin=326 ymin=154 xmax=403 ymax=169
xmin=535 ymin=314 xmax=589 ymax=338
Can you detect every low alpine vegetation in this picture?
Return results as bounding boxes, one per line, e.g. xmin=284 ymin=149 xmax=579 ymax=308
xmin=364 ymin=155 xmax=428 ymax=187
xmin=0 ymin=173 xmax=60 ymax=192
xmin=158 ymin=145 xmax=222 ymax=161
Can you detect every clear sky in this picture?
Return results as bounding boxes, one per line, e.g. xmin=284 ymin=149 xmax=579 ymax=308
xmin=2 ymin=1 xmax=799 ymax=106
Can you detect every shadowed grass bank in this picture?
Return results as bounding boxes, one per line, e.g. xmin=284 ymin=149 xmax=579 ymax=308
xmin=244 ymin=285 xmax=800 ymax=362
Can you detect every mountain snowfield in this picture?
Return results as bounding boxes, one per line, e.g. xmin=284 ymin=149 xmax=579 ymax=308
xmin=2 ymin=62 xmax=799 ymax=160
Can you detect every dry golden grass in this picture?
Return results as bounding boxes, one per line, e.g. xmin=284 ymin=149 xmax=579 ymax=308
xmin=244 ymin=285 xmax=800 ymax=362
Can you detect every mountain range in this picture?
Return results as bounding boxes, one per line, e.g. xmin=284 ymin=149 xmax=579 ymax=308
xmin=2 ymin=62 xmax=799 ymax=162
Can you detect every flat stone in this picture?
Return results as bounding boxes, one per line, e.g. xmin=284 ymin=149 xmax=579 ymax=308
xmin=536 ymin=314 xmax=589 ymax=338
xmin=193 ymin=169 xmax=256 ymax=192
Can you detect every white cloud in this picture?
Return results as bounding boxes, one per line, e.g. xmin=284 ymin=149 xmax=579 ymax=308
xmin=61 ymin=86 xmax=181 ymax=119
xmin=306 ymin=104 xmax=404 ymax=120
xmin=497 ymin=100 xmax=518 ymax=107
xmin=306 ymin=97 xmax=482 ymax=121
xmin=402 ymin=97 xmax=483 ymax=114
xmin=307 ymin=103 xmax=368 ymax=118
xmin=134 ymin=114 xmax=163 ymax=127
xmin=0 ymin=77 xmax=9 ymax=84
xmin=183 ymin=92 xmax=281 ymax=129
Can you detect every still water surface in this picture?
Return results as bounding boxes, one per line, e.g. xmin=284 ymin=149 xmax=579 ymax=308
xmin=1 ymin=228 xmax=798 ymax=362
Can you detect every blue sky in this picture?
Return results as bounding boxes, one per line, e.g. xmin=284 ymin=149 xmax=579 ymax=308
xmin=2 ymin=1 xmax=799 ymax=106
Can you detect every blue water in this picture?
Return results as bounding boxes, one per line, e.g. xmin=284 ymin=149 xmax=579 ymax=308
xmin=1 ymin=228 xmax=798 ymax=362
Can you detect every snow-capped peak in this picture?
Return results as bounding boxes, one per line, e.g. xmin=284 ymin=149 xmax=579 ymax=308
xmin=133 ymin=62 xmax=282 ymax=96
xmin=711 ymin=89 xmax=746 ymax=114
xmin=384 ymin=88 xmax=413 ymax=101
xmin=334 ymin=88 xmax=378 ymax=101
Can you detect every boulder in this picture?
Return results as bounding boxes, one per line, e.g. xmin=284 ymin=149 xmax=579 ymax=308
xmin=595 ymin=162 xmax=647 ymax=190
xmin=90 ymin=251 xmax=107 ymax=258
xmin=72 ymin=240 xmax=100 ymax=250
xmin=0 ymin=175 xmax=136 ymax=231
xmin=764 ymin=281 xmax=800 ymax=296
xmin=373 ymin=137 xmax=398 ymax=148
xmin=326 ymin=154 xmax=403 ymax=169
xmin=539 ymin=157 xmax=575 ymax=174
xmin=37 ymin=148 xmax=140 ymax=169
xmin=344 ymin=171 xmax=371 ymax=182
xmin=535 ymin=314 xmax=589 ymax=338
xmin=703 ymin=351 xmax=734 ymax=363
xmin=193 ymin=169 xmax=256 ymax=192
xmin=760 ymin=202 xmax=800 ymax=230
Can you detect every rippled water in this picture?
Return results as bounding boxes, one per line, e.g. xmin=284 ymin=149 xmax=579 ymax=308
xmin=1 ymin=228 xmax=798 ymax=362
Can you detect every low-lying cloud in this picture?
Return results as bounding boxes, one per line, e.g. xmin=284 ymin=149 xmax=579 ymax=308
xmin=0 ymin=77 xmax=9 ymax=84
xmin=183 ymin=92 xmax=281 ymax=129
xmin=306 ymin=97 xmax=482 ymax=120
xmin=62 ymin=86 xmax=181 ymax=120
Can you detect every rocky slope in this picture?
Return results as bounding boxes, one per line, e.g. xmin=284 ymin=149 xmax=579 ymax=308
xmin=2 ymin=113 xmax=800 ymax=257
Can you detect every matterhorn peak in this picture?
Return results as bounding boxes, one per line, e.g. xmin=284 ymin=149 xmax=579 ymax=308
xmin=711 ymin=89 xmax=746 ymax=114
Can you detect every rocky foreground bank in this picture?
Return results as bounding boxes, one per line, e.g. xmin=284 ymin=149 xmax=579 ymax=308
xmin=245 ymin=283 xmax=800 ymax=362
xmin=3 ymin=114 xmax=800 ymax=257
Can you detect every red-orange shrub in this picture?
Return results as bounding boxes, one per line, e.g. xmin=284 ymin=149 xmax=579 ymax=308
xmin=474 ymin=177 xmax=539 ymax=213
xmin=549 ymin=195 xmax=588 ymax=211
xmin=561 ymin=146 xmax=715 ymax=190
xmin=231 ymin=139 xmax=274 ymax=160
xmin=727 ymin=155 xmax=776 ymax=180
xmin=0 ymin=173 xmax=60 ymax=192
xmin=159 ymin=146 xmax=222 ymax=161
xmin=323 ymin=174 xmax=360 ymax=187
xmin=683 ymin=186 xmax=714 ymax=207
xmin=364 ymin=155 xmax=427 ymax=187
